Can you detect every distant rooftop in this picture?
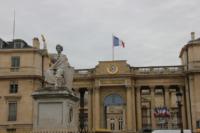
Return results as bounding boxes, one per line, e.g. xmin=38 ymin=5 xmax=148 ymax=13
xmin=0 ymin=38 xmax=32 ymax=49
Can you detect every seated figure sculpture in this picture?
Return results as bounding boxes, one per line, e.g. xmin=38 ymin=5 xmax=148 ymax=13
xmin=45 ymin=44 xmax=74 ymax=90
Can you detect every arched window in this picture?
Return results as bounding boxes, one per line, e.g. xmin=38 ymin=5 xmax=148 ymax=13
xmin=104 ymin=94 xmax=125 ymax=130
xmin=104 ymin=94 xmax=124 ymax=106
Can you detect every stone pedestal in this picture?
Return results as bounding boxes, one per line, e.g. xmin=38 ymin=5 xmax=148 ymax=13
xmin=32 ymin=87 xmax=79 ymax=130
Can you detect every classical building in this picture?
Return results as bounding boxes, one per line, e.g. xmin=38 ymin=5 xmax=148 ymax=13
xmin=0 ymin=38 xmax=49 ymax=133
xmin=0 ymin=33 xmax=200 ymax=133
xmin=73 ymin=33 xmax=200 ymax=133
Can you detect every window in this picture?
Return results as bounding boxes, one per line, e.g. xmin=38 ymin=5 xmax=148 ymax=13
xmin=0 ymin=40 xmax=3 ymax=48
xmin=0 ymin=39 xmax=5 ymax=48
xmin=7 ymin=128 xmax=16 ymax=133
xmin=155 ymin=88 xmax=164 ymax=95
xmin=11 ymin=56 xmax=20 ymax=72
xmin=14 ymin=42 xmax=23 ymax=48
xmin=110 ymin=118 xmax=115 ymax=130
xmin=141 ymin=101 xmax=151 ymax=128
xmin=118 ymin=117 xmax=123 ymax=130
xmin=8 ymin=102 xmax=17 ymax=121
xmin=197 ymin=120 xmax=200 ymax=128
xmin=10 ymin=81 xmax=18 ymax=93
xmin=171 ymin=108 xmax=179 ymax=129
xmin=141 ymin=88 xmax=150 ymax=95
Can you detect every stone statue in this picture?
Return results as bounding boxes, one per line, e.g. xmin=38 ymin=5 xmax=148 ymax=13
xmin=45 ymin=44 xmax=74 ymax=90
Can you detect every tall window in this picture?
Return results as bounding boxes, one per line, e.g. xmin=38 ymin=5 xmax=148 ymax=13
xmin=110 ymin=118 xmax=115 ymax=130
xmin=141 ymin=102 xmax=151 ymax=128
xmin=118 ymin=117 xmax=123 ymax=130
xmin=196 ymin=120 xmax=200 ymax=128
xmin=11 ymin=56 xmax=20 ymax=72
xmin=10 ymin=81 xmax=18 ymax=93
xmin=8 ymin=102 xmax=17 ymax=121
xmin=171 ymin=108 xmax=179 ymax=129
xmin=141 ymin=87 xmax=151 ymax=128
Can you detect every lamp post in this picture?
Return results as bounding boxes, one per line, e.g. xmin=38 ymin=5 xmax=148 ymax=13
xmin=176 ymin=90 xmax=183 ymax=133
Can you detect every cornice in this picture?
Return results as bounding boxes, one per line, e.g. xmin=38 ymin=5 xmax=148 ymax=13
xmin=0 ymin=75 xmax=43 ymax=80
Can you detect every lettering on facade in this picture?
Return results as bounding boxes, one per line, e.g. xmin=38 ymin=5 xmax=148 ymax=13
xmin=100 ymin=79 xmax=125 ymax=86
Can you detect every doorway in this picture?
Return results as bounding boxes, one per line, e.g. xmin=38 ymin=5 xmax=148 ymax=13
xmin=104 ymin=94 xmax=125 ymax=131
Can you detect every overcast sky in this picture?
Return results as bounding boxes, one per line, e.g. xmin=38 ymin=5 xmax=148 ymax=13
xmin=0 ymin=0 xmax=200 ymax=69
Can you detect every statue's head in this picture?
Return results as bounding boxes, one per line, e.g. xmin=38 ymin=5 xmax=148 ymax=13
xmin=56 ymin=44 xmax=63 ymax=54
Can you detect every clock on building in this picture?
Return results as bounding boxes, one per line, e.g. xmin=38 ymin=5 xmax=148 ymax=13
xmin=107 ymin=64 xmax=118 ymax=74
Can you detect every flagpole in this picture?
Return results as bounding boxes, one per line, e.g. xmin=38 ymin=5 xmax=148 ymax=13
xmin=112 ymin=34 xmax=114 ymax=61
xmin=13 ymin=9 xmax=16 ymax=42
xmin=112 ymin=44 xmax=114 ymax=61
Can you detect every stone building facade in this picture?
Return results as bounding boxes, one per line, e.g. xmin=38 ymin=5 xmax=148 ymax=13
xmin=0 ymin=38 xmax=49 ymax=133
xmin=0 ymin=34 xmax=200 ymax=133
xmin=73 ymin=34 xmax=200 ymax=133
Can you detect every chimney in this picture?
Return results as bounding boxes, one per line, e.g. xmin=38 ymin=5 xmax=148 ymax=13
xmin=191 ymin=32 xmax=195 ymax=41
xmin=32 ymin=37 xmax=40 ymax=49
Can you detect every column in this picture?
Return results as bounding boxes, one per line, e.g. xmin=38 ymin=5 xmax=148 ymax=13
xmin=88 ymin=89 xmax=93 ymax=130
xmin=136 ymin=86 xmax=142 ymax=130
xmin=126 ymin=86 xmax=133 ymax=132
xmin=93 ymin=87 xmax=100 ymax=130
xmin=180 ymin=85 xmax=187 ymax=129
xmin=150 ymin=86 xmax=156 ymax=129
xmin=164 ymin=85 xmax=170 ymax=107
xmin=132 ymin=86 xmax=137 ymax=132
xmin=184 ymin=80 xmax=192 ymax=129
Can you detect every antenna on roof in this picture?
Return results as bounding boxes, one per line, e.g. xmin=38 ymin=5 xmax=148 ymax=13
xmin=12 ymin=9 xmax=16 ymax=42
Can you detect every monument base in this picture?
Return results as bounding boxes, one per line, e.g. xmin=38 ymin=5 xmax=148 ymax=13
xmin=32 ymin=87 xmax=79 ymax=130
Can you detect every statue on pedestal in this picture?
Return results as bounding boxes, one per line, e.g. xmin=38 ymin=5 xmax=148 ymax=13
xmin=32 ymin=45 xmax=78 ymax=130
xmin=45 ymin=44 xmax=74 ymax=90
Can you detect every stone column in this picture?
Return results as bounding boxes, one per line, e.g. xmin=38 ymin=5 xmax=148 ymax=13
xmin=150 ymin=86 xmax=156 ymax=129
xmin=180 ymin=85 xmax=187 ymax=129
xmin=88 ymin=89 xmax=93 ymax=130
xmin=164 ymin=85 xmax=170 ymax=129
xmin=136 ymin=86 xmax=142 ymax=130
xmin=93 ymin=87 xmax=100 ymax=130
xmin=126 ymin=86 xmax=133 ymax=132
xmin=132 ymin=86 xmax=137 ymax=132
xmin=164 ymin=85 xmax=170 ymax=107
xmin=184 ymin=80 xmax=192 ymax=129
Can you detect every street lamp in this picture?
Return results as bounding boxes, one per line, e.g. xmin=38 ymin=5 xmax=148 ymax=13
xmin=176 ymin=90 xmax=183 ymax=133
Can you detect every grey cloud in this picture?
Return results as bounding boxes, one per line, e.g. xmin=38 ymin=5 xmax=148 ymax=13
xmin=0 ymin=0 xmax=200 ymax=68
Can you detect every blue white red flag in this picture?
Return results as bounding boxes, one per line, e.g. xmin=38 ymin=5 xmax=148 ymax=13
xmin=113 ymin=35 xmax=125 ymax=48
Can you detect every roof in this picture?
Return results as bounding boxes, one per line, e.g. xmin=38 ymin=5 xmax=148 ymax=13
xmin=179 ymin=37 xmax=200 ymax=57
xmin=0 ymin=38 xmax=32 ymax=49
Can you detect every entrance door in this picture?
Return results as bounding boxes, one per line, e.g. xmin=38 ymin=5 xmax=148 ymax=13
xmin=104 ymin=94 xmax=125 ymax=131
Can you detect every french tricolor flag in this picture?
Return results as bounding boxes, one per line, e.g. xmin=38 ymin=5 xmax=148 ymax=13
xmin=113 ymin=35 xmax=125 ymax=48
